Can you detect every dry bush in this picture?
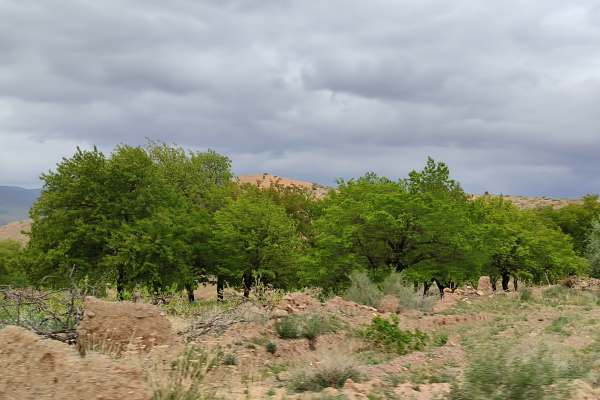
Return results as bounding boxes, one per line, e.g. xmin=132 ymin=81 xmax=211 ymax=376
xmin=380 ymin=273 xmax=437 ymax=312
xmin=343 ymin=271 xmax=382 ymax=308
xmin=148 ymin=344 xmax=221 ymax=400
xmin=289 ymin=351 xmax=362 ymax=392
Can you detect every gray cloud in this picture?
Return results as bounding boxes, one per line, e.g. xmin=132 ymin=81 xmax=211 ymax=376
xmin=1 ymin=0 xmax=600 ymax=196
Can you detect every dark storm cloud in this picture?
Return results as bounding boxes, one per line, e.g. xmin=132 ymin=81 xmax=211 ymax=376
xmin=1 ymin=0 xmax=600 ymax=195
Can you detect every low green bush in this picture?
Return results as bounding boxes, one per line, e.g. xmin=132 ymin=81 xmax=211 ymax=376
xmin=363 ymin=315 xmax=428 ymax=354
xmin=275 ymin=316 xmax=302 ymax=339
xmin=266 ymin=341 xmax=277 ymax=354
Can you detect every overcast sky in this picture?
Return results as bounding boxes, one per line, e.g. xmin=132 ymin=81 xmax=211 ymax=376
xmin=1 ymin=1 xmax=599 ymax=196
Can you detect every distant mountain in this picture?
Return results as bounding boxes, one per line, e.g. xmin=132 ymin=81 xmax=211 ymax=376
xmin=0 ymin=186 xmax=40 ymax=225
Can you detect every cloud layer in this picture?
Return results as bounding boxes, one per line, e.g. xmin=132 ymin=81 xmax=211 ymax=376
xmin=1 ymin=0 xmax=600 ymax=196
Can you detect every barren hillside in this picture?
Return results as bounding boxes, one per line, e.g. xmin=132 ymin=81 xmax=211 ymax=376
xmin=238 ymin=173 xmax=330 ymax=198
xmin=0 ymin=219 xmax=31 ymax=245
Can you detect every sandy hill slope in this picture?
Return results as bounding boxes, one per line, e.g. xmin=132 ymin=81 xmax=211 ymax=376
xmin=238 ymin=173 xmax=330 ymax=198
xmin=0 ymin=219 xmax=31 ymax=245
xmin=471 ymin=194 xmax=582 ymax=209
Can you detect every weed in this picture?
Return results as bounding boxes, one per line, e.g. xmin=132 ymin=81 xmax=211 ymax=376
xmin=519 ymin=287 xmax=533 ymax=302
xmin=545 ymin=316 xmax=571 ymax=336
xmin=275 ymin=316 xmax=301 ymax=339
xmin=289 ymin=353 xmax=362 ymax=392
xmin=149 ymin=345 xmax=220 ymax=400
xmin=363 ymin=315 xmax=428 ymax=355
xmin=275 ymin=314 xmax=338 ymax=349
xmin=223 ymin=353 xmax=237 ymax=366
xmin=266 ymin=341 xmax=277 ymax=354
xmin=433 ymin=333 xmax=449 ymax=347
xmin=450 ymin=344 xmax=580 ymax=400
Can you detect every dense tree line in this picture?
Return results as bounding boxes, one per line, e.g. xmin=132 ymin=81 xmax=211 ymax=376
xmin=0 ymin=143 xmax=593 ymax=299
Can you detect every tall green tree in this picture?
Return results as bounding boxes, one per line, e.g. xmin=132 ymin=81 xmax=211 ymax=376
xmin=210 ymin=188 xmax=301 ymax=297
xmin=307 ymin=159 xmax=484 ymax=295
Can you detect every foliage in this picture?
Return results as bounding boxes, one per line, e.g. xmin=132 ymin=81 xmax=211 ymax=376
xmin=585 ymin=218 xmax=600 ymax=278
xmin=538 ymin=195 xmax=600 ymax=255
xmin=275 ymin=314 xmax=338 ymax=348
xmin=363 ymin=315 xmax=428 ymax=354
xmin=306 ymin=158 xmax=485 ymax=292
xmin=0 ymin=240 xmax=25 ymax=286
xmin=210 ymin=188 xmax=302 ymax=291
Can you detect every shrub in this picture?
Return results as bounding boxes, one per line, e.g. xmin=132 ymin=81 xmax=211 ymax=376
xmin=266 ymin=342 xmax=277 ymax=354
xmin=433 ymin=333 xmax=448 ymax=347
xmin=276 ymin=314 xmax=338 ymax=349
xmin=344 ymin=271 xmax=382 ymax=308
xmin=450 ymin=345 xmax=578 ymax=400
xmin=223 ymin=353 xmax=237 ymax=365
xmin=381 ymin=273 xmax=437 ymax=312
xmin=363 ymin=315 xmax=428 ymax=354
xmin=275 ymin=316 xmax=302 ymax=339
xmin=289 ymin=353 xmax=362 ymax=392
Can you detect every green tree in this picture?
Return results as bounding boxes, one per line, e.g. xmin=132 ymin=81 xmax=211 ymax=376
xmin=585 ymin=218 xmax=600 ymax=278
xmin=538 ymin=195 xmax=600 ymax=255
xmin=210 ymin=188 xmax=301 ymax=297
xmin=0 ymin=240 xmax=24 ymax=286
xmin=24 ymin=145 xmax=187 ymax=296
xmin=477 ymin=196 xmax=587 ymax=290
xmin=307 ymin=159 xmax=484 ymax=295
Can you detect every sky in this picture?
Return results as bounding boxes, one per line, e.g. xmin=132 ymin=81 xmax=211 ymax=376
xmin=1 ymin=0 xmax=599 ymax=196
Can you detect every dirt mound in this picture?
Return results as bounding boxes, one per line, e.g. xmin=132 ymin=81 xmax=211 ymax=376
xmin=0 ymin=219 xmax=31 ymax=245
xmin=239 ymin=173 xmax=330 ymax=198
xmin=276 ymin=292 xmax=322 ymax=315
xmin=77 ymin=296 xmax=172 ymax=355
xmin=0 ymin=325 xmax=151 ymax=400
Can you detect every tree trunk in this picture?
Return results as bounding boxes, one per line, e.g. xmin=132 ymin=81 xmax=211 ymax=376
xmin=185 ymin=283 xmax=195 ymax=303
xmin=117 ymin=265 xmax=125 ymax=301
xmin=217 ymin=276 xmax=225 ymax=302
xmin=491 ymin=278 xmax=497 ymax=291
xmin=501 ymin=272 xmax=510 ymax=291
xmin=513 ymin=276 xmax=518 ymax=292
xmin=434 ymin=279 xmax=446 ymax=299
xmin=423 ymin=281 xmax=432 ymax=296
xmin=242 ymin=272 xmax=252 ymax=299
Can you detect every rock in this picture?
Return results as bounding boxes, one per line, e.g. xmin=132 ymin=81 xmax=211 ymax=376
xmin=476 ymin=290 xmax=484 ymax=296
xmin=77 ymin=296 xmax=172 ymax=355
xmin=0 ymin=326 xmax=151 ymax=400
xmin=378 ymin=295 xmax=399 ymax=313
xmin=477 ymin=276 xmax=493 ymax=293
